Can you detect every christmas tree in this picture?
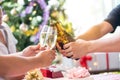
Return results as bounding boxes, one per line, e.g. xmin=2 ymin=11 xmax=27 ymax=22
xmin=0 ymin=0 xmax=74 ymax=51
xmin=1 ymin=0 xmax=49 ymax=51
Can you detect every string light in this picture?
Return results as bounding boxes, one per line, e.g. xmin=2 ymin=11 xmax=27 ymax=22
xmin=32 ymin=10 xmax=36 ymax=15
xmin=33 ymin=3 xmax=37 ymax=6
xmin=29 ymin=17 xmax=32 ymax=21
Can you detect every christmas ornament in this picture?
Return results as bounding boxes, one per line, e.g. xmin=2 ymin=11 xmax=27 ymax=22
xmin=10 ymin=8 xmax=17 ymax=15
xmin=19 ymin=23 xmax=28 ymax=32
xmin=10 ymin=25 xmax=16 ymax=32
xmin=2 ymin=14 xmax=9 ymax=22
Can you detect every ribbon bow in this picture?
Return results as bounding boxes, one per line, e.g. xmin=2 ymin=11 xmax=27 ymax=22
xmin=79 ymin=55 xmax=92 ymax=69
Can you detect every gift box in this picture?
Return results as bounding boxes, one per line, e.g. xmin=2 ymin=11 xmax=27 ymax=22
xmin=79 ymin=52 xmax=120 ymax=73
xmin=40 ymin=67 xmax=63 ymax=78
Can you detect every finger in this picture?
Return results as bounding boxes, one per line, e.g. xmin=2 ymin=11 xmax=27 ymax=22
xmin=61 ymin=51 xmax=67 ymax=57
xmin=71 ymin=55 xmax=79 ymax=60
xmin=39 ymin=44 xmax=47 ymax=50
xmin=50 ymin=50 xmax=56 ymax=56
xmin=64 ymin=46 xmax=72 ymax=53
xmin=71 ymin=56 xmax=76 ymax=59
xmin=36 ymin=44 xmax=40 ymax=49
xmin=31 ymin=44 xmax=40 ymax=51
xmin=40 ymin=47 xmax=46 ymax=50
xmin=37 ymin=43 xmax=41 ymax=47
xmin=66 ymin=52 xmax=73 ymax=58
xmin=59 ymin=49 xmax=66 ymax=54
xmin=35 ymin=50 xmax=42 ymax=53
xmin=56 ymin=42 xmax=61 ymax=50
xmin=63 ymin=43 xmax=70 ymax=49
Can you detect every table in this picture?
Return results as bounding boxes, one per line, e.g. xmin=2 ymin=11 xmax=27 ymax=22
xmin=44 ymin=74 xmax=120 ymax=80
xmin=92 ymin=74 xmax=120 ymax=80
xmin=45 ymin=77 xmax=93 ymax=80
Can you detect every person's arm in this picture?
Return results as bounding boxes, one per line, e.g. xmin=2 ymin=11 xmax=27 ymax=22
xmin=62 ymin=32 xmax=120 ymax=59
xmin=60 ymin=4 xmax=120 ymax=59
xmin=77 ymin=4 xmax=120 ymax=40
xmin=0 ymin=55 xmax=38 ymax=77
xmin=76 ymin=21 xmax=113 ymax=40
xmin=88 ymin=32 xmax=120 ymax=52
xmin=3 ymin=44 xmax=43 ymax=80
xmin=0 ymin=50 xmax=55 ymax=78
xmin=9 ymin=44 xmax=45 ymax=57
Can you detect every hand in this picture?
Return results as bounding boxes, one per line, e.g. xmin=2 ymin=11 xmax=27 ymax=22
xmin=62 ymin=39 xmax=90 ymax=59
xmin=56 ymin=43 xmax=73 ymax=58
xmin=36 ymin=49 xmax=56 ymax=67
xmin=22 ymin=44 xmax=46 ymax=57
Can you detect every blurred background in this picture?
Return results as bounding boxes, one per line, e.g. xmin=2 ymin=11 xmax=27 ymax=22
xmin=0 ymin=0 xmax=120 ymax=73
xmin=0 ymin=0 xmax=119 ymax=51
xmin=0 ymin=0 xmax=74 ymax=51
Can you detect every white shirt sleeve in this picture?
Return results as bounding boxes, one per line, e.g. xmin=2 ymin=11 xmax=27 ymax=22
xmin=1 ymin=22 xmax=17 ymax=54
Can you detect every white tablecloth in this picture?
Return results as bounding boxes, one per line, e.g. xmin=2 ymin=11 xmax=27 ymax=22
xmin=44 ymin=74 xmax=120 ymax=80
xmin=44 ymin=76 xmax=94 ymax=80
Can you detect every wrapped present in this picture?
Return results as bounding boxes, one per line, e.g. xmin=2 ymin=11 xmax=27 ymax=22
xmin=108 ymin=52 xmax=119 ymax=70
xmin=23 ymin=69 xmax=44 ymax=80
xmin=40 ymin=66 xmax=63 ymax=78
xmin=79 ymin=52 xmax=120 ymax=73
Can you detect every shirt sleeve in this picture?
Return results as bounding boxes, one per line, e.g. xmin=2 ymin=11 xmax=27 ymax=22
xmin=2 ymin=22 xmax=18 ymax=45
xmin=104 ymin=4 xmax=120 ymax=33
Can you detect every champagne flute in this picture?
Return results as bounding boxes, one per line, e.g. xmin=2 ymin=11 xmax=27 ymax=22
xmin=39 ymin=25 xmax=57 ymax=49
xmin=39 ymin=25 xmax=49 ymax=47
xmin=46 ymin=27 xmax=57 ymax=49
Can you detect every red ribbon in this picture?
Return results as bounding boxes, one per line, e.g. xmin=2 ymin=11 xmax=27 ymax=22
xmin=79 ymin=55 xmax=92 ymax=69
xmin=106 ymin=52 xmax=109 ymax=70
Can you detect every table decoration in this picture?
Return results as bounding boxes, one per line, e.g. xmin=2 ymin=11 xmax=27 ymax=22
xmin=66 ymin=67 xmax=90 ymax=79
xmin=40 ymin=66 xmax=63 ymax=78
xmin=23 ymin=69 xmax=44 ymax=80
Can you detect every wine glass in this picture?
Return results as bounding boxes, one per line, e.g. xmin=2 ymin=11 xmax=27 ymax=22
xmin=46 ymin=27 xmax=57 ymax=49
xmin=39 ymin=25 xmax=49 ymax=47
xmin=39 ymin=25 xmax=57 ymax=49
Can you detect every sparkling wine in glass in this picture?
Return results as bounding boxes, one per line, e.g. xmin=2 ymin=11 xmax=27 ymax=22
xmin=39 ymin=25 xmax=57 ymax=49
xmin=39 ymin=26 xmax=48 ymax=47
xmin=46 ymin=27 xmax=57 ymax=49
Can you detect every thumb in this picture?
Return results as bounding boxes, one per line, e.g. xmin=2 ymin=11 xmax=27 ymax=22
xmin=31 ymin=44 xmax=40 ymax=51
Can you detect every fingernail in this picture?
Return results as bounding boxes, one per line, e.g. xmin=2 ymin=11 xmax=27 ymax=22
xmin=75 ymin=58 xmax=79 ymax=60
